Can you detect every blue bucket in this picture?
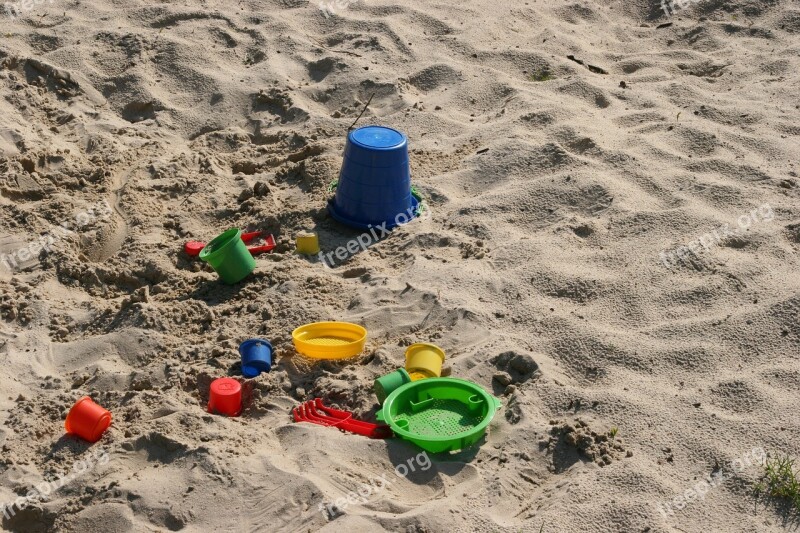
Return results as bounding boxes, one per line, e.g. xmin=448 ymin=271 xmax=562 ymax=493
xmin=328 ymin=126 xmax=419 ymax=230
xmin=239 ymin=338 xmax=273 ymax=378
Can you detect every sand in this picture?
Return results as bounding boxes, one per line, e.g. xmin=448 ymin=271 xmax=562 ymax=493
xmin=1 ymin=0 xmax=799 ymax=531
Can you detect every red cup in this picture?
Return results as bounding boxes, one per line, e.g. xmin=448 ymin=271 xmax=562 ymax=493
xmin=208 ymin=378 xmax=242 ymax=416
xmin=65 ymin=396 xmax=112 ymax=443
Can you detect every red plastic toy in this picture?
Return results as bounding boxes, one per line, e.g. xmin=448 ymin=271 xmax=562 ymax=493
xmin=65 ymin=396 xmax=112 ymax=443
xmin=185 ymin=231 xmax=276 ymax=257
xmin=293 ymin=398 xmax=392 ymax=439
xmin=208 ymin=378 xmax=242 ymax=417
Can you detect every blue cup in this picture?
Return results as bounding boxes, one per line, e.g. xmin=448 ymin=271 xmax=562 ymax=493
xmin=239 ymin=339 xmax=273 ymax=378
xmin=328 ymin=126 xmax=419 ymax=230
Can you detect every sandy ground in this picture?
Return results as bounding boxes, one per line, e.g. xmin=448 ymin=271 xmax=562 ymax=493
xmin=1 ymin=0 xmax=799 ymax=531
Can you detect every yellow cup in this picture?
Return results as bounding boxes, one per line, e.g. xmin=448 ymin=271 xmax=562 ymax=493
xmin=296 ymin=232 xmax=320 ymax=255
xmin=404 ymin=343 xmax=445 ymax=380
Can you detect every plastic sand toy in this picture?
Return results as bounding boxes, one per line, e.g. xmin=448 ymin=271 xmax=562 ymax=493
xmin=295 ymin=232 xmax=320 ymax=255
xmin=208 ymin=378 xmax=242 ymax=417
xmin=239 ymin=338 xmax=273 ymax=378
xmin=328 ymin=126 xmax=420 ymax=230
xmin=65 ymin=396 xmax=112 ymax=443
xmin=376 ymin=378 xmax=501 ymax=453
xmin=374 ymin=368 xmax=412 ymax=404
xmin=199 ymin=228 xmax=256 ymax=284
xmin=405 ymin=343 xmax=445 ymax=381
xmin=293 ymin=398 xmax=392 ymax=439
xmin=185 ymin=231 xmax=276 ymax=257
xmin=291 ymin=322 xmax=367 ymax=360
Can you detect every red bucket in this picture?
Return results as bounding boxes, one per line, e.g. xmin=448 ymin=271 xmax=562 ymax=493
xmin=208 ymin=378 xmax=242 ymax=417
xmin=65 ymin=397 xmax=112 ymax=443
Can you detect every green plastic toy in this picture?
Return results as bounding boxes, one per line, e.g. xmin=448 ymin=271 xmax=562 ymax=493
xmin=374 ymin=368 xmax=412 ymax=404
xmin=199 ymin=228 xmax=256 ymax=284
xmin=376 ymin=378 xmax=502 ymax=453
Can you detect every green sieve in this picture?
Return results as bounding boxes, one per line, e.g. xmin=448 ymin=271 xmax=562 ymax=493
xmin=376 ymin=378 xmax=501 ymax=453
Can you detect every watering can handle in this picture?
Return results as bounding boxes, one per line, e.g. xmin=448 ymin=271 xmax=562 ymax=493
xmin=492 ymin=397 xmax=502 ymax=411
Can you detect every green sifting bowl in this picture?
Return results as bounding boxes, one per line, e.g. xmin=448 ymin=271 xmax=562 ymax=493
xmin=376 ymin=378 xmax=502 ymax=453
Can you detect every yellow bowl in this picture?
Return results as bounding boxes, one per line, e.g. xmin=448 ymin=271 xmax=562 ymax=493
xmin=292 ymin=322 xmax=367 ymax=360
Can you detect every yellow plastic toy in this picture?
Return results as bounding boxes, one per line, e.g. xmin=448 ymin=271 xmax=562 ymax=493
xmin=292 ymin=322 xmax=367 ymax=359
xmin=296 ymin=232 xmax=320 ymax=255
xmin=405 ymin=343 xmax=445 ymax=380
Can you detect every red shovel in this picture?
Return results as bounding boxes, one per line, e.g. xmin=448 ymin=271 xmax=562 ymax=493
xmin=184 ymin=231 xmax=276 ymax=257
xmin=293 ymin=398 xmax=392 ymax=439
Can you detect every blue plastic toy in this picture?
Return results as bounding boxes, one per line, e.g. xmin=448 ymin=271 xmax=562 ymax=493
xmin=239 ymin=338 xmax=273 ymax=378
xmin=328 ymin=126 xmax=419 ymax=230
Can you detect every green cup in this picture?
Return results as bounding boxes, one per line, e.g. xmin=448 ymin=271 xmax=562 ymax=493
xmin=374 ymin=368 xmax=411 ymax=404
xmin=199 ymin=228 xmax=256 ymax=284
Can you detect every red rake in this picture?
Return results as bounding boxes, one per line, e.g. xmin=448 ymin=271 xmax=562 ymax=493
xmin=293 ymin=398 xmax=392 ymax=439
